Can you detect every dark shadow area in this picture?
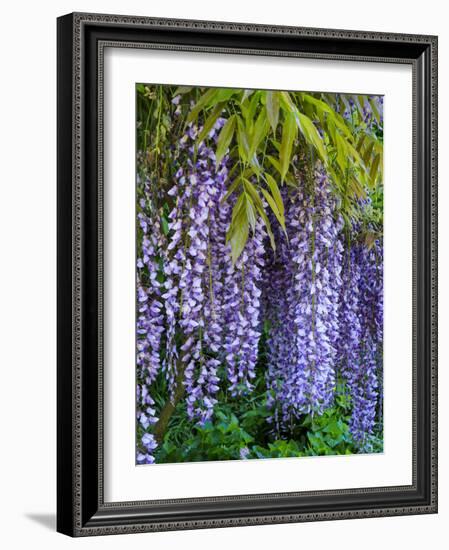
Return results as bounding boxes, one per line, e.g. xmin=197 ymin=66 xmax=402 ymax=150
xmin=25 ymin=513 xmax=56 ymax=531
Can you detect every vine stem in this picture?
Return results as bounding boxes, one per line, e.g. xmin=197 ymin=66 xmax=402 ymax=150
xmin=153 ymin=358 xmax=186 ymax=444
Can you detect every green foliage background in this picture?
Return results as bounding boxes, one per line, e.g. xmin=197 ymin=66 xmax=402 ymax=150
xmin=138 ymin=354 xmax=383 ymax=463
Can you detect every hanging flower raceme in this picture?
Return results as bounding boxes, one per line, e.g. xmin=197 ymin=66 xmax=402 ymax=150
xmin=223 ymin=216 xmax=266 ymax=397
xmin=338 ymin=232 xmax=383 ymax=452
xmin=265 ymin=165 xmax=343 ymax=433
xmin=352 ymin=239 xmax=382 ymax=450
xmin=161 ymin=113 xmax=267 ymax=423
xmin=162 ymin=122 xmax=220 ymax=423
xmin=264 ymin=205 xmax=295 ymax=437
xmin=136 ymin=176 xmax=166 ymax=464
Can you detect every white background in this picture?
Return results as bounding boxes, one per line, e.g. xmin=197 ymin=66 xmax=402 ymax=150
xmin=0 ymin=0 xmax=446 ymax=548
xmin=104 ymin=49 xmax=412 ymax=501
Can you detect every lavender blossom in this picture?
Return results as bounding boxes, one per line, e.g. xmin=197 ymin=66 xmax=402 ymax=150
xmin=136 ymin=177 xmax=166 ymax=463
xmin=265 ymin=165 xmax=343 ymax=433
xmin=338 ymin=234 xmax=383 ymax=451
xmin=223 ymin=218 xmax=265 ymax=397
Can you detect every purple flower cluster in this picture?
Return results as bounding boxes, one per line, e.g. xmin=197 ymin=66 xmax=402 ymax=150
xmin=161 ymin=117 xmax=266 ymax=424
xmin=351 ymin=241 xmax=382 ymax=450
xmin=162 ymin=121 xmax=226 ymax=424
xmin=338 ymin=231 xmax=383 ymax=451
xmin=136 ymin=177 xmax=165 ymax=464
xmin=223 ymin=217 xmax=265 ymax=396
xmin=265 ymin=166 xmax=344 ymax=433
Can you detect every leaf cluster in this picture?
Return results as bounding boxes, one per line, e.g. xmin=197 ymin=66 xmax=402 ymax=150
xmin=177 ymin=86 xmax=383 ymax=261
xmin=149 ymin=366 xmax=383 ymax=463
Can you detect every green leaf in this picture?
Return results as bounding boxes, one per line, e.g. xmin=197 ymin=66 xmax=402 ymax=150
xmin=296 ymin=111 xmax=327 ymax=163
xmin=242 ymin=179 xmax=276 ymax=251
xmin=187 ymin=89 xmax=218 ymax=123
xmin=197 ymin=102 xmax=225 ymax=142
xmin=215 ymin=115 xmax=236 ymax=166
xmin=302 ymin=93 xmax=352 ymax=140
xmin=334 ymin=130 xmax=349 ymax=174
xmin=261 ymin=188 xmax=286 ymax=232
xmin=365 ymin=231 xmax=377 ymax=250
xmin=244 ymin=193 xmax=257 ymax=233
xmin=214 ymin=88 xmax=238 ymax=103
xmin=356 ymin=134 xmax=367 ymax=152
xmin=363 ymin=140 xmax=375 ymax=166
xmin=227 ymin=197 xmax=249 ymax=264
xmin=221 ymin=176 xmax=242 ymax=203
xmin=247 ymin=92 xmax=261 ymax=122
xmin=264 ymin=173 xmax=284 ymax=216
xmin=280 ymin=111 xmax=297 ymax=181
xmin=236 ymin=116 xmax=250 ymax=163
xmin=265 ymin=91 xmax=280 ymax=134
xmin=258 ymin=209 xmax=275 ymax=251
xmin=174 ymin=86 xmax=193 ymax=95
xmin=279 ymin=90 xmax=295 ymax=112
xmin=357 ymin=95 xmax=367 ymax=115
xmin=266 ymin=155 xmax=296 ymax=187
xmin=231 ymin=192 xmax=246 ymax=223
xmin=241 ymin=89 xmax=253 ymax=103
xmin=266 ymin=154 xmax=282 ymax=174
xmin=368 ymin=97 xmax=380 ymax=122
xmin=161 ymin=216 xmax=169 ymax=236
xmin=346 ymin=140 xmax=365 ymax=169
xmin=278 ymin=91 xmax=328 ymax=164
xmin=349 ymin=175 xmax=366 ymax=199
xmin=249 ymin=109 xmax=270 ymax=160
xmin=369 ymin=153 xmax=381 ymax=186
xmin=242 ymin=178 xmax=264 ymax=210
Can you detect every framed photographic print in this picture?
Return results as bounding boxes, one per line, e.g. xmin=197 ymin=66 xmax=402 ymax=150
xmin=57 ymin=12 xmax=438 ymax=536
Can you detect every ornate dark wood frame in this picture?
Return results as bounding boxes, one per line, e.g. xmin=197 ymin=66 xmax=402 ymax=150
xmin=57 ymin=12 xmax=438 ymax=537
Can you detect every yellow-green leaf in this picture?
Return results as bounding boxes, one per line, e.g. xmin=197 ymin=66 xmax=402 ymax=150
xmin=221 ymin=177 xmax=242 ymax=203
xmin=296 ymin=111 xmax=327 ymax=163
xmin=280 ymin=112 xmax=297 ymax=181
xmin=266 ymin=155 xmax=296 ymax=186
xmin=303 ymin=93 xmax=352 ymax=139
xmin=264 ymin=173 xmax=284 ymax=216
xmin=174 ymin=86 xmax=192 ymax=95
xmin=242 ymin=179 xmax=276 ymax=250
xmin=362 ymin=141 xmax=375 ymax=166
xmin=187 ymin=89 xmax=217 ymax=123
xmin=261 ymin=188 xmax=286 ymax=232
xmin=236 ymin=117 xmax=250 ymax=163
xmin=244 ymin=193 xmax=257 ymax=233
xmin=369 ymin=153 xmax=381 ymax=186
xmin=242 ymin=178 xmax=263 ymax=210
xmin=197 ymin=102 xmax=225 ymax=142
xmin=214 ymin=88 xmax=238 ymax=103
xmin=255 ymin=203 xmax=275 ymax=251
xmin=249 ymin=109 xmax=270 ymax=160
xmin=266 ymin=91 xmax=280 ymax=134
xmin=215 ymin=115 xmax=236 ymax=166
xmin=368 ymin=97 xmax=380 ymax=122
xmin=228 ymin=207 xmax=249 ymax=264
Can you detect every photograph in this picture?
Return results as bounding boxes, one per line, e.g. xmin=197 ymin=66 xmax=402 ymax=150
xmin=53 ymin=9 xmax=437 ymax=538
xmin=135 ymin=84 xmax=384 ymax=465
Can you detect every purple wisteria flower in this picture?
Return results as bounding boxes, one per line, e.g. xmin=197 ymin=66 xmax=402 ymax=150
xmin=223 ymin=216 xmax=265 ymax=397
xmin=265 ymin=165 xmax=343 ymax=433
xmin=136 ymin=177 xmax=166 ymax=463
xmin=338 ymin=230 xmax=383 ymax=451
xmin=159 ymin=115 xmax=266 ymax=425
